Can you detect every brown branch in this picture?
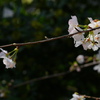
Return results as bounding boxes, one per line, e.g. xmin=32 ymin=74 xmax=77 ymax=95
xmin=84 ymin=95 xmax=100 ymax=100
xmin=12 ymin=61 xmax=100 ymax=88
xmin=80 ymin=61 xmax=100 ymax=68
xmin=80 ymin=94 xmax=100 ymax=100
xmin=0 ymin=27 xmax=100 ymax=48
xmin=12 ymin=71 xmax=70 ymax=88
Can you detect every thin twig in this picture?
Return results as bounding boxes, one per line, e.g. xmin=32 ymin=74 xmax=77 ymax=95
xmin=12 ymin=71 xmax=70 ymax=88
xmin=80 ymin=61 xmax=100 ymax=68
xmin=80 ymin=94 xmax=100 ymax=100
xmin=12 ymin=61 xmax=100 ymax=88
xmin=0 ymin=27 xmax=100 ymax=48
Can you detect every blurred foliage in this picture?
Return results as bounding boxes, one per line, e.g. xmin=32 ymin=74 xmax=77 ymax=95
xmin=0 ymin=0 xmax=100 ymax=100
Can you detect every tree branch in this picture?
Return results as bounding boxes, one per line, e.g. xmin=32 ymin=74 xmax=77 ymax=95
xmin=12 ymin=71 xmax=70 ymax=88
xmin=80 ymin=94 xmax=100 ymax=100
xmin=12 ymin=61 xmax=100 ymax=88
xmin=0 ymin=27 xmax=100 ymax=48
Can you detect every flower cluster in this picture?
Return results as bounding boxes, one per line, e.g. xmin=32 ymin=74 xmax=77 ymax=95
xmin=0 ymin=48 xmax=18 ymax=69
xmin=68 ymin=16 xmax=100 ymax=51
xmin=70 ymin=93 xmax=85 ymax=100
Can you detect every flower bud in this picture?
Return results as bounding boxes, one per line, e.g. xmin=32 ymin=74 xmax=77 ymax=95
xmin=76 ymin=55 xmax=84 ymax=64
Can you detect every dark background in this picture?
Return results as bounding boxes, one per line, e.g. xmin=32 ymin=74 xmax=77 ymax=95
xmin=0 ymin=0 xmax=100 ymax=100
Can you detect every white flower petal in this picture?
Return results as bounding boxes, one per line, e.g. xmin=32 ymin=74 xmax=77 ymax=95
xmin=68 ymin=16 xmax=79 ymax=34
xmin=92 ymin=45 xmax=98 ymax=51
xmin=93 ymin=64 xmax=100 ymax=73
xmin=0 ymin=52 xmax=6 ymax=58
xmin=88 ymin=17 xmax=94 ymax=23
xmin=0 ymin=48 xmax=7 ymax=54
xmin=68 ymin=16 xmax=78 ymax=27
xmin=73 ymin=33 xmax=84 ymax=41
xmin=93 ymin=29 xmax=100 ymax=34
xmin=75 ymin=41 xmax=83 ymax=47
xmin=87 ymin=43 xmax=98 ymax=51
xmin=0 ymin=48 xmax=8 ymax=58
xmin=3 ymin=57 xmax=15 ymax=69
xmin=82 ymin=40 xmax=90 ymax=50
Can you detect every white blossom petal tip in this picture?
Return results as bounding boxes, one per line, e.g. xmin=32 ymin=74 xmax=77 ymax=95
xmin=0 ymin=48 xmax=7 ymax=58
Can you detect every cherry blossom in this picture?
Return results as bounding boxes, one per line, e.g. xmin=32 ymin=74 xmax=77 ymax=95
xmin=0 ymin=48 xmax=16 ymax=69
xmin=68 ymin=16 xmax=100 ymax=51
xmin=3 ymin=57 xmax=15 ymax=69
